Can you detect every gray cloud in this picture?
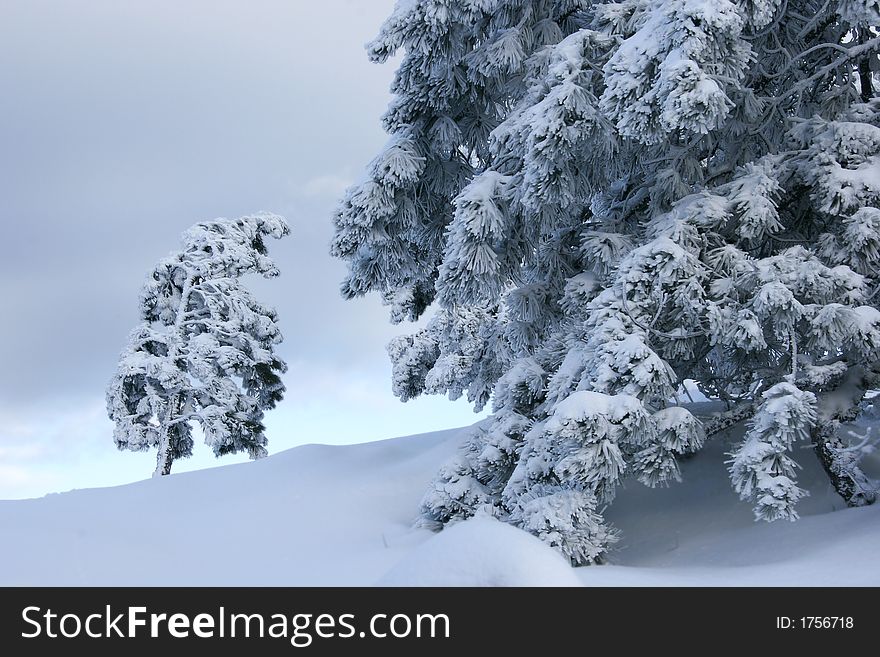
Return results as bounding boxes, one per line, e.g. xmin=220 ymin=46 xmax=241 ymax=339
xmin=0 ymin=1 xmax=488 ymax=497
xmin=0 ymin=0 xmax=400 ymax=404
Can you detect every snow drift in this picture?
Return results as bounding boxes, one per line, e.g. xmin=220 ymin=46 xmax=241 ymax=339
xmin=0 ymin=424 xmax=877 ymax=586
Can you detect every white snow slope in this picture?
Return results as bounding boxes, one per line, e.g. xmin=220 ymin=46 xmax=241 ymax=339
xmin=1 ymin=423 xmax=878 ymax=586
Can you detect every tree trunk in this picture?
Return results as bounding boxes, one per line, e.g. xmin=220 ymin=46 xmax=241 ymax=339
xmin=153 ymin=394 xmax=181 ymax=477
xmin=151 ymin=278 xmax=193 ymax=479
xmin=858 ymin=29 xmax=874 ymax=103
xmin=812 ymin=421 xmax=876 ymax=507
xmin=154 ymin=438 xmax=174 ymax=477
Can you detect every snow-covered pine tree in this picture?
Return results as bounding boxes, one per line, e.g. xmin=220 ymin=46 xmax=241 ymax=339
xmin=108 ymin=213 xmax=290 ymax=476
xmin=333 ymin=0 xmax=880 ymax=563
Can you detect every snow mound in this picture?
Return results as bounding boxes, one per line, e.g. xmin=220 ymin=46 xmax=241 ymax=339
xmin=377 ymin=516 xmax=580 ymax=587
xmin=0 ymin=415 xmax=878 ymax=586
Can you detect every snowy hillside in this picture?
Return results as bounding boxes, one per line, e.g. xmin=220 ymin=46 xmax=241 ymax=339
xmin=1 ymin=423 xmax=878 ymax=586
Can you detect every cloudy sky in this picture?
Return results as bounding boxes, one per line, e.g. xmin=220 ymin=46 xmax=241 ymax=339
xmin=0 ymin=0 xmax=486 ymax=499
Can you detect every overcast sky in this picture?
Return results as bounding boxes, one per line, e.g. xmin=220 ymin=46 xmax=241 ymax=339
xmin=0 ymin=0 xmax=485 ymax=499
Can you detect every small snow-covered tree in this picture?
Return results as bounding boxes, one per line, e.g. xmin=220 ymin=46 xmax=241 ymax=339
xmin=108 ymin=213 xmax=290 ymax=476
xmin=333 ymin=0 xmax=880 ymax=563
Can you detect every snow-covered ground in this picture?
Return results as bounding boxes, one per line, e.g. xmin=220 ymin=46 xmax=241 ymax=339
xmin=1 ymin=423 xmax=878 ymax=586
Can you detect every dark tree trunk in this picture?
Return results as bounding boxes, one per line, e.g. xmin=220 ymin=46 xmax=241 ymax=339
xmin=812 ymin=420 xmax=876 ymax=507
xmin=858 ymin=30 xmax=875 ymax=103
xmin=858 ymin=58 xmax=874 ymax=102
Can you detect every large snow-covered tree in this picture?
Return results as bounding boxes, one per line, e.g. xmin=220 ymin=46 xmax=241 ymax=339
xmin=333 ymin=0 xmax=880 ymax=563
xmin=108 ymin=212 xmax=290 ymax=476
